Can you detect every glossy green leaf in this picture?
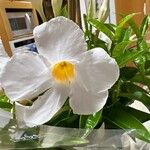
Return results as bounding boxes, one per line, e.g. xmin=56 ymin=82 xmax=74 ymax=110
xmin=140 ymin=16 xmax=150 ymax=36
xmin=120 ymin=82 xmax=149 ymax=94
xmin=0 ymin=95 xmax=9 ymax=102
xmin=54 ymin=115 xmax=79 ymax=128
xmin=47 ymin=99 xmax=72 ymax=126
xmin=137 ymin=40 xmax=149 ymax=51
xmin=79 ymin=110 xmax=102 ymax=129
xmin=89 ymin=19 xmax=114 ymax=41
xmin=79 ymin=111 xmax=103 ymax=138
xmin=120 ymin=82 xmax=150 ymax=110
xmin=123 ymin=106 xmax=150 ymax=123
xmin=104 ymin=23 xmax=116 ymax=33
xmin=115 ymin=13 xmax=138 ymax=41
xmin=112 ymin=41 xmax=131 ymax=57
xmin=60 ymin=5 xmax=68 ymax=17
xmin=123 ymin=27 xmax=133 ymax=41
xmin=91 ymin=34 xmax=108 ymax=52
xmin=145 ymin=60 xmax=150 ymax=70
xmin=104 ymin=104 xmax=150 ymax=142
xmin=120 ymin=92 xmax=150 ymax=110
xmin=131 ymin=74 xmax=150 ymax=88
xmin=135 ymin=55 xmax=146 ymax=73
xmin=120 ymin=67 xmax=138 ymax=80
xmin=127 ymin=17 xmax=141 ymax=37
xmin=116 ymin=50 xmax=144 ymax=68
xmin=0 ymin=102 xmax=12 ymax=109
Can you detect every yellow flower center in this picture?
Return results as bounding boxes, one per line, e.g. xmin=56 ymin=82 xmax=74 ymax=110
xmin=51 ymin=61 xmax=75 ymax=84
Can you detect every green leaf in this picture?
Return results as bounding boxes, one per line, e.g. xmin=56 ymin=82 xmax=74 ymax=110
xmin=60 ymin=5 xmax=68 ymax=17
xmin=79 ymin=111 xmax=103 ymax=138
xmin=112 ymin=41 xmax=131 ymax=57
xmin=135 ymin=55 xmax=146 ymax=73
xmin=120 ymin=82 xmax=150 ymax=110
xmin=120 ymin=67 xmax=138 ymax=80
xmin=123 ymin=27 xmax=133 ymax=41
xmin=115 ymin=13 xmax=138 ymax=41
xmin=127 ymin=17 xmax=141 ymax=37
xmin=0 ymin=101 xmax=12 ymax=109
xmin=140 ymin=16 xmax=150 ymax=36
xmin=116 ymin=50 xmax=144 ymax=68
xmin=89 ymin=19 xmax=114 ymax=41
xmin=0 ymin=95 xmax=9 ymax=102
xmin=123 ymin=106 xmax=150 ymax=123
xmin=120 ymin=92 xmax=150 ymax=110
xmin=91 ymin=34 xmax=108 ymax=52
xmin=54 ymin=115 xmax=79 ymax=128
xmin=104 ymin=23 xmax=116 ymax=33
xmin=120 ymin=82 xmax=149 ymax=94
xmin=131 ymin=74 xmax=150 ymax=88
xmin=79 ymin=110 xmax=102 ymax=129
xmin=137 ymin=40 xmax=149 ymax=51
xmin=145 ymin=60 xmax=150 ymax=70
xmin=47 ymin=105 xmax=73 ymax=126
xmin=104 ymin=104 xmax=150 ymax=142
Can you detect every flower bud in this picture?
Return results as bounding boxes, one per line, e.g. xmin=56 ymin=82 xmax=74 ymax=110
xmin=51 ymin=0 xmax=63 ymax=17
xmin=98 ymin=0 xmax=109 ymax=22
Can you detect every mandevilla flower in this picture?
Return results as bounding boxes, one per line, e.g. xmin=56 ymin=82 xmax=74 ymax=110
xmin=0 ymin=56 xmax=11 ymax=128
xmin=1 ymin=17 xmax=119 ymax=127
xmin=0 ymin=56 xmax=9 ymax=92
xmin=0 ymin=108 xmax=11 ymax=128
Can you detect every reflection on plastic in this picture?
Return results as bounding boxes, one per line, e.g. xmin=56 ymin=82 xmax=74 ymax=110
xmin=0 ymin=116 xmax=149 ymax=149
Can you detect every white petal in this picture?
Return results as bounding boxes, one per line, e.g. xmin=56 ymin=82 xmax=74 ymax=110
xmin=69 ymin=81 xmax=108 ymax=115
xmin=1 ymin=51 xmax=51 ymax=102
xmin=33 ymin=16 xmax=87 ymax=63
xmin=16 ymin=86 xmax=68 ymax=127
xmin=0 ymin=56 xmax=10 ymax=87
xmin=15 ymin=102 xmax=27 ymax=128
xmin=143 ymin=120 xmax=150 ymax=130
xmin=0 ymin=108 xmax=12 ymax=128
xmin=76 ymin=48 xmax=119 ymax=93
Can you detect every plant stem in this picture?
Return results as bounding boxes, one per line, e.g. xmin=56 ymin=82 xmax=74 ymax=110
xmin=13 ymin=102 xmax=16 ymax=120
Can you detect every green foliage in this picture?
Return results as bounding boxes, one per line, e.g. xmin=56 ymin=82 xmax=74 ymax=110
xmin=89 ymin=18 xmax=114 ymax=41
xmin=83 ymin=13 xmax=150 ymax=142
xmin=104 ymin=103 xmax=150 ymax=143
xmin=0 ymin=94 xmax=12 ymax=111
xmin=79 ymin=110 xmax=103 ymax=129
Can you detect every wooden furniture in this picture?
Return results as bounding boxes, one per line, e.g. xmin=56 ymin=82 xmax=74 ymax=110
xmin=115 ymin=0 xmax=150 ymax=44
xmin=115 ymin=0 xmax=150 ymax=26
xmin=0 ymin=0 xmax=38 ymax=56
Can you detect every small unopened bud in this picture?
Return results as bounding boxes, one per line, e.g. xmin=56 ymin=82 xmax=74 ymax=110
xmin=87 ymin=0 xmax=96 ymax=19
xmin=51 ymin=0 xmax=63 ymax=17
xmin=98 ymin=0 xmax=109 ymax=22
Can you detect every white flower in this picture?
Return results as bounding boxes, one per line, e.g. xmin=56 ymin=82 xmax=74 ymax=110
xmin=0 ymin=56 xmax=10 ymax=90
xmin=0 ymin=108 xmax=12 ymax=128
xmin=1 ymin=17 xmax=119 ymax=127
